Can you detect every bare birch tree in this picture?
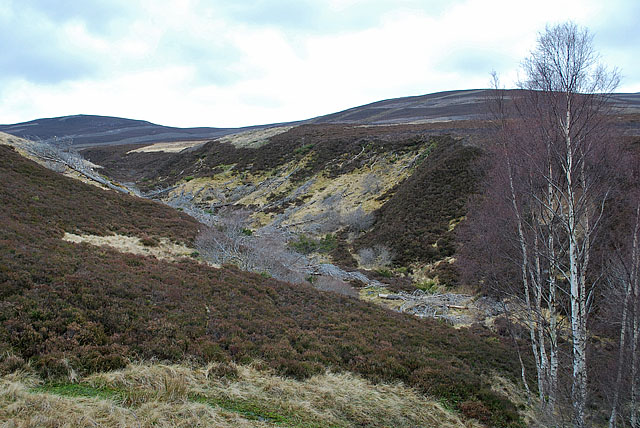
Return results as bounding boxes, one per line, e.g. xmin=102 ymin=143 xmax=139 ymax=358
xmin=478 ymin=22 xmax=620 ymax=427
xmin=518 ymin=23 xmax=619 ymax=427
xmin=487 ymin=72 xmax=563 ymax=419
xmin=606 ymin=153 xmax=640 ymax=428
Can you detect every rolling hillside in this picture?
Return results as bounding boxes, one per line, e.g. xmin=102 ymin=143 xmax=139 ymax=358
xmin=2 ymin=90 xmax=638 ymax=149
xmin=0 ymin=115 xmax=242 ymax=148
xmin=4 ymin=89 xmax=640 ymax=427
xmin=0 ymin=143 xmax=527 ymax=426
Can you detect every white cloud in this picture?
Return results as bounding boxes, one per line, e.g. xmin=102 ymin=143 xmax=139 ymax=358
xmin=0 ymin=0 xmax=638 ymax=127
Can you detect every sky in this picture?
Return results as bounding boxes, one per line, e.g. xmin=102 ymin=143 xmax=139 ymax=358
xmin=1 ymin=0 xmax=639 ymax=128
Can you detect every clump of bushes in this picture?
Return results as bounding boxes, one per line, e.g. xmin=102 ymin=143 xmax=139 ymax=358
xmin=289 ymin=234 xmax=337 ymax=255
xmin=293 ymin=143 xmax=314 ymax=156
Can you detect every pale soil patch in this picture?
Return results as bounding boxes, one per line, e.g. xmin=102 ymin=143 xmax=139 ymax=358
xmin=0 ymin=362 xmax=480 ymax=428
xmin=1 ymin=133 xmax=120 ymax=192
xmin=59 ymin=170 xmax=113 ymax=191
xmin=1 ymin=132 xmax=36 ymax=157
xmin=218 ymin=126 xmax=296 ymax=148
xmin=127 ymin=140 xmax=209 ymax=154
xmin=62 ymin=233 xmax=215 ymax=265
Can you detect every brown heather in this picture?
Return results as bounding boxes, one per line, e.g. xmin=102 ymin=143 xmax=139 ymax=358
xmin=0 ymin=145 xmax=524 ymax=426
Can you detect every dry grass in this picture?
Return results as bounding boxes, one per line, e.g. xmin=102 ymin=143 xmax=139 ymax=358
xmin=218 ymin=126 xmax=296 ymax=149
xmin=0 ymin=132 xmax=36 ymax=158
xmin=61 ymin=232 xmax=214 ymax=265
xmin=127 ymin=140 xmax=209 ymax=154
xmin=1 ymin=362 xmax=482 ymax=428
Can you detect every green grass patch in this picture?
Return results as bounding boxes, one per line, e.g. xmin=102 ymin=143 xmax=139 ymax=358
xmin=415 ymin=278 xmax=439 ymax=293
xmin=192 ymin=395 xmax=340 ymax=428
xmin=31 ymin=382 xmax=124 ymax=402
xmin=30 ymin=381 xmax=336 ymax=428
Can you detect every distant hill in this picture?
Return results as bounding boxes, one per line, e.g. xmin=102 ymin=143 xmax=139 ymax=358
xmin=311 ymin=89 xmax=492 ymax=124
xmin=0 ymin=114 xmax=244 ymax=148
xmin=3 ymin=90 xmax=638 ymax=148
xmin=312 ymin=90 xmax=640 ymax=125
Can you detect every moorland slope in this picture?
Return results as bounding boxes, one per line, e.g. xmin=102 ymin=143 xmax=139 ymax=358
xmin=0 ymin=143 xmax=526 ymax=426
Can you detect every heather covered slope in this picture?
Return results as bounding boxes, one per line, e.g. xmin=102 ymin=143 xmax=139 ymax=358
xmin=0 ymin=145 xmax=526 ymax=425
xmin=355 ymin=138 xmax=482 ymax=267
xmin=82 ymin=125 xmax=483 ymax=281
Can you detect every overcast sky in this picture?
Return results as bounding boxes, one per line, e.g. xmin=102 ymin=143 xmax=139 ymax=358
xmin=1 ymin=0 xmax=638 ymax=128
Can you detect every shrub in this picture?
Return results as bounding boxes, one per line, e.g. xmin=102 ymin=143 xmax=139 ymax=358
xmin=289 ymin=234 xmax=337 ymax=255
xmin=140 ymin=236 xmax=160 ymax=247
xmin=293 ymin=143 xmax=314 ymax=156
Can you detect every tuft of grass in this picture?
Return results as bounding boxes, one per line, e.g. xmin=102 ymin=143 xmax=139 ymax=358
xmin=1 ymin=361 xmax=485 ymax=428
xmin=140 ymin=235 xmax=160 ymax=247
xmin=415 ymin=278 xmax=440 ymax=293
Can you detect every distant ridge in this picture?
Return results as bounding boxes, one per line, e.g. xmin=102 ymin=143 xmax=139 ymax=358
xmin=0 ymin=114 xmax=242 ymax=148
xmin=310 ymin=89 xmax=492 ymax=124
xmin=2 ymin=90 xmax=639 ymax=148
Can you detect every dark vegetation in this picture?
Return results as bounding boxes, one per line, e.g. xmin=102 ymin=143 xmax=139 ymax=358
xmin=289 ymin=234 xmax=337 ymax=255
xmin=82 ymin=123 xmax=480 ymax=191
xmin=0 ymin=145 xmax=524 ymax=426
xmin=0 ymin=145 xmax=199 ymax=243
xmin=355 ymin=137 xmax=482 ymax=274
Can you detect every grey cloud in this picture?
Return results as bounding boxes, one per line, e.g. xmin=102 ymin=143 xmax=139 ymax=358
xmin=0 ymin=16 xmax=99 ymax=84
xmin=436 ymin=48 xmax=512 ymax=78
xmin=156 ymin=34 xmax=249 ymax=86
xmin=220 ymin=0 xmax=323 ymax=31
xmin=591 ymin=0 xmax=640 ymax=50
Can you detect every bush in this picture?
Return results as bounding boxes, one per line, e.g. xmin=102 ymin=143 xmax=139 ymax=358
xmin=140 ymin=236 xmax=160 ymax=247
xmin=289 ymin=234 xmax=337 ymax=255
